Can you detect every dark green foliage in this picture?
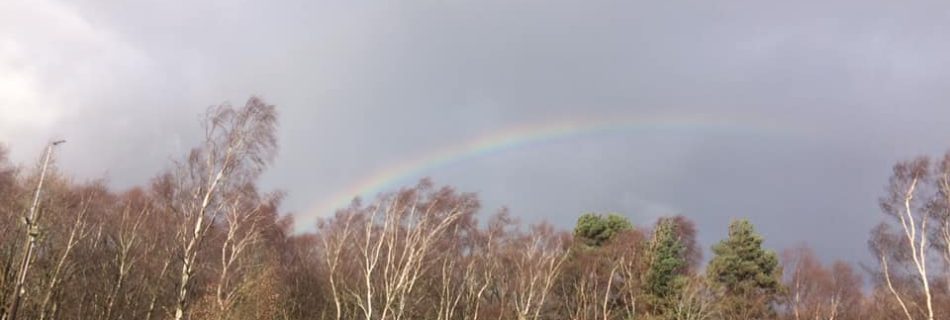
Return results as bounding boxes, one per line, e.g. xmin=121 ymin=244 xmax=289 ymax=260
xmin=573 ymin=213 xmax=632 ymax=247
xmin=644 ymin=217 xmax=688 ymax=314
xmin=706 ymin=219 xmax=783 ymax=319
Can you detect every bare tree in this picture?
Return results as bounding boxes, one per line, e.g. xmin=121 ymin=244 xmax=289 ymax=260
xmin=452 ymin=209 xmax=509 ymax=320
xmin=158 ymin=97 xmax=277 ymax=320
xmin=38 ymin=196 xmax=91 ymax=320
xmin=503 ymin=223 xmax=569 ymax=320
xmin=930 ymin=153 xmax=950 ymax=292
xmin=670 ymin=276 xmax=717 ymax=320
xmin=434 ymin=211 xmax=483 ymax=320
xmin=368 ymin=184 xmax=471 ymax=320
xmin=875 ymin=158 xmax=935 ymax=320
xmin=782 ymin=245 xmax=863 ymax=320
xmin=609 ymin=230 xmax=648 ymax=319
xmin=0 ymin=148 xmax=23 ymax=317
xmin=870 ymin=223 xmax=915 ymax=320
xmin=319 ymin=181 xmax=477 ymax=320
xmin=560 ymin=256 xmax=621 ymax=320
xmin=214 ymin=188 xmax=282 ymax=317
xmin=99 ymin=190 xmax=154 ymax=320
xmin=319 ymin=209 xmax=358 ymax=320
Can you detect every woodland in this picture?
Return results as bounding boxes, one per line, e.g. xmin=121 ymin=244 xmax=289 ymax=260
xmin=0 ymin=97 xmax=948 ymax=320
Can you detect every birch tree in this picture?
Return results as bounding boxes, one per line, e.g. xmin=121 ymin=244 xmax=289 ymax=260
xmin=156 ymin=97 xmax=278 ymax=320
xmin=37 ymin=193 xmax=92 ymax=320
xmin=874 ymin=158 xmax=935 ymax=320
xmin=0 ymin=146 xmax=23 ymax=317
xmin=214 ymin=188 xmax=282 ymax=317
xmin=782 ymin=245 xmax=863 ymax=320
xmin=502 ymin=223 xmax=570 ymax=320
xmin=100 ymin=190 xmax=153 ymax=320
xmin=929 ymin=152 xmax=950 ymax=293
xmin=320 ymin=181 xmax=477 ymax=320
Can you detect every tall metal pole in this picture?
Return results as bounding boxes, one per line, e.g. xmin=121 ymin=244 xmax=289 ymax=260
xmin=4 ymin=140 xmax=64 ymax=320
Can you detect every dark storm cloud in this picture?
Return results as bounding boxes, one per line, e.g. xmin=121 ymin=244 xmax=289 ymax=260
xmin=4 ymin=0 xmax=950 ymax=264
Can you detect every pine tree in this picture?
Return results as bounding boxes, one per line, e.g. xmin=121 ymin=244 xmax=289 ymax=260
xmin=573 ymin=213 xmax=632 ymax=247
xmin=644 ymin=217 xmax=688 ymax=317
xmin=706 ymin=219 xmax=783 ymax=319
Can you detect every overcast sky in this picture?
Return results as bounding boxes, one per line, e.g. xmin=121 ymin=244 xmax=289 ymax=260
xmin=4 ymin=0 xmax=950 ymax=265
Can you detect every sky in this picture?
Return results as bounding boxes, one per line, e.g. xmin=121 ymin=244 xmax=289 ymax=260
xmin=3 ymin=0 xmax=950 ymax=266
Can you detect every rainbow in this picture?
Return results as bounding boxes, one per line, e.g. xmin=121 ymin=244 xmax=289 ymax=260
xmin=298 ymin=113 xmax=796 ymax=230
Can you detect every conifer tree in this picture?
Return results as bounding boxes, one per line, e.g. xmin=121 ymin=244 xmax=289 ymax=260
xmin=573 ymin=213 xmax=632 ymax=247
xmin=706 ymin=219 xmax=783 ymax=319
xmin=644 ymin=217 xmax=688 ymax=317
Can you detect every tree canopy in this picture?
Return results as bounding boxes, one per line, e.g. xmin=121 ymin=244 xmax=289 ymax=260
xmin=706 ymin=219 xmax=783 ymax=319
xmin=573 ymin=213 xmax=632 ymax=247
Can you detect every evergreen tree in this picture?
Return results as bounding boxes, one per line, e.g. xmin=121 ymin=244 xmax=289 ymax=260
xmin=706 ymin=219 xmax=783 ymax=319
xmin=644 ymin=217 xmax=688 ymax=317
xmin=573 ymin=213 xmax=632 ymax=247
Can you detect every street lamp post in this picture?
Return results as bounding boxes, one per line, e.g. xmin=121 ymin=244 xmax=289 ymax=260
xmin=3 ymin=140 xmax=65 ymax=320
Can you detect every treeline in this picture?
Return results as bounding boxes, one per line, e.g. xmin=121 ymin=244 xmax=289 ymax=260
xmin=0 ymin=97 xmax=948 ymax=319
